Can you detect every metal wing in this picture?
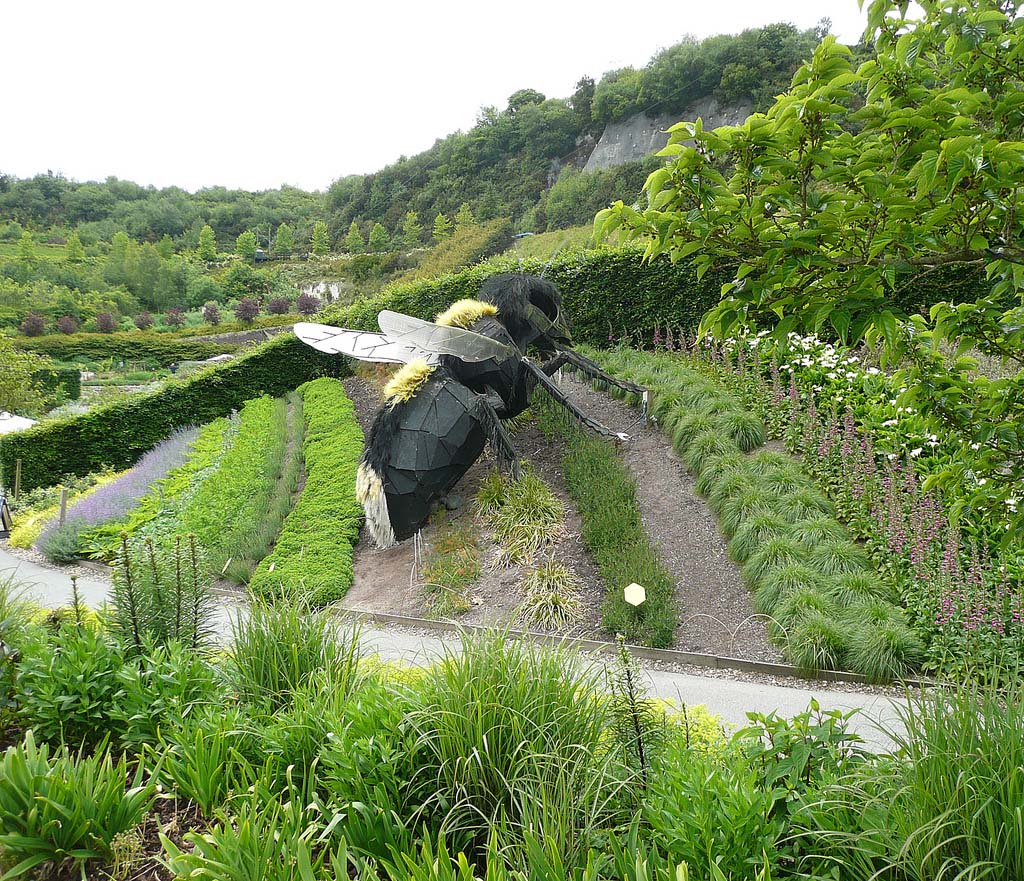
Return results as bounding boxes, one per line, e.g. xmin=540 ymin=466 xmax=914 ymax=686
xmin=377 ymin=311 xmax=513 ymax=363
xmin=294 ymin=322 xmax=438 ymax=365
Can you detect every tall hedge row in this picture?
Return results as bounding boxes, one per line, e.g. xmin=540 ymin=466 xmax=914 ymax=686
xmin=322 ymin=247 xmax=731 ymax=346
xmin=15 ymin=332 xmax=239 ymax=366
xmin=1 ymin=334 xmax=346 ymax=493
xmin=322 ymin=246 xmax=987 ymax=347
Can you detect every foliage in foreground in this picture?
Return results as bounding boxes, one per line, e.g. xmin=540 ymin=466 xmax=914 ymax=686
xmin=3 ymin=563 xmax=1023 ymax=881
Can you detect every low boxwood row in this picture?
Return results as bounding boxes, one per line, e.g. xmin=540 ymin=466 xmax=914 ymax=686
xmin=1 ymin=333 xmax=346 ymax=494
xmin=248 ymin=378 xmax=364 ymax=606
xmin=580 ymin=347 xmax=924 ymax=681
xmin=533 ymin=392 xmax=677 ymax=648
xmin=14 ymin=331 xmax=240 ymax=366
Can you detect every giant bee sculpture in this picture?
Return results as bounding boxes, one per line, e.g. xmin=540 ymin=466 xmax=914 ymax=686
xmin=295 ymin=273 xmax=645 ymax=548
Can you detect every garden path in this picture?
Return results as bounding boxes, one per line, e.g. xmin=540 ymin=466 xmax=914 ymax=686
xmin=0 ymin=544 xmax=903 ymax=750
xmin=557 ymin=372 xmax=782 ymax=661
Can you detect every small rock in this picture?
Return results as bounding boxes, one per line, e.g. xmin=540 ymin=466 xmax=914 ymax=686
xmin=470 ymin=595 xmax=483 ymax=606
xmin=444 ymin=495 xmax=463 ymax=511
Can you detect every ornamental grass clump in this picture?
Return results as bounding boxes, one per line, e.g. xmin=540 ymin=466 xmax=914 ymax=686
xmin=754 ymin=562 xmax=830 ymax=616
xmin=786 ymin=516 xmax=850 ymax=548
xmin=719 ymin=485 xmax=784 ymax=537
xmin=479 ymin=468 xmax=564 ymax=565
xmin=717 ymin=409 xmax=766 ymax=452
xmin=786 ymin=611 xmax=849 ymax=672
xmin=671 ymin=413 xmax=715 ymax=454
xmin=775 ymin=487 xmax=836 ymax=522
xmin=407 ymin=631 xmax=620 ymax=862
xmin=742 ymin=537 xmax=806 ymax=588
xmin=809 ymin=541 xmax=872 ymax=576
xmin=828 ymin=571 xmax=897 ymax=606
xmin=846 ymin=617 xmax=925 ymax=683
xmin=774 ymin=587 xmax=839 ymax=634
xmin=518 ymin=559 xmax=583 ymax=630
xmin=695 ymin=451 xmax=746 ymax=496
xmin=683 ymin=430 xmax=741 ymax=475
xmin=728 ymin=512 xmax=791 ymax=563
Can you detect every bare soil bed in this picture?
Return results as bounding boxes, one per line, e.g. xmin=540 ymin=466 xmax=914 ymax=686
xmin=342 ymin=371 xmax=780 ymax=662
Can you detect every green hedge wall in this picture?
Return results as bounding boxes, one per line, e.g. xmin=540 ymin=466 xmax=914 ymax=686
xmin=1 ymin=334 xmax=346 ymax=493
xmin=33 ymin=366 xmax=81 ymax=403
xmin=322 ymin=247 xmax=993 ymax=348
xmin=322 ymin=247 xmax=730 ymax=347
xmin=15 ymin=332 xmax=239 ymax=366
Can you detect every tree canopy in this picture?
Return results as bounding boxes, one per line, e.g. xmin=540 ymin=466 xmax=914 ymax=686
xmin=598 ymin=0 xmax=1024 ymax=539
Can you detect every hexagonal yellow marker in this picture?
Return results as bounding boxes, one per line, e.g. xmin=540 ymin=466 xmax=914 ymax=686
xmin=624 ymin=582 xmax=646 ymax=606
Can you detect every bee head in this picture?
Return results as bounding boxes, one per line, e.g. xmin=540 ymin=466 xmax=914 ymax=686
xmin=479 ymin=273 xmax=572 ymax=354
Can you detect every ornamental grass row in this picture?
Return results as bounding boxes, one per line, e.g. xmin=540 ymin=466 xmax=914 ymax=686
xmin=533 ymin=391 xmax=677 ymax=648
xmin=248 ymin=378 xmax=364 ymax=606
xmin=581 ymin=347 xmax=923 ymax=681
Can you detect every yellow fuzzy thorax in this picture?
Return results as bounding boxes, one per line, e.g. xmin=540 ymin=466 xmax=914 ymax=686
xmin=434 ymin=299 xmax=498 ymax=329
xmin=383 ymin=359 xmax=435 ymax=404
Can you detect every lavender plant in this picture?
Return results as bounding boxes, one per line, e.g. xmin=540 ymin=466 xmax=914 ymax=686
xmin=35 ymin=427 xmax=199 ymax=562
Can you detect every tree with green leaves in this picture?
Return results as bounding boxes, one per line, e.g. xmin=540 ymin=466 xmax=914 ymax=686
xmin=157 ymin=234 xmax=175 ymax=259
xmin=17 ymin=230 xmax=34 ymax=263
xmin=311 ymin=221 xmax=330 ymax=255
xmin=236 ymin=229 xmax=258 ymax=261
xmin=344 ymin=220 xmax=364 ymax=254
xmin=432 ymin=212 xmax=453 ymax=242
xmin=65 ymin=230 xmax=85 ymax=262
xmin=197 ymin=224 xmax=218 ymax=261
xmin=368 ymin=222 xmax=390 ymax=252
xmin=0 ymin=336 xmax=46 ymax=415
xmin=401 ymin=211 xmax=422 ymax=249
xmin=597 ymin=0 xmax=1024 ymax=539
xmin=454 ymin=202 xmax=475 ymax=231
xmin=273 ymin=223 xmax=295 ymax=256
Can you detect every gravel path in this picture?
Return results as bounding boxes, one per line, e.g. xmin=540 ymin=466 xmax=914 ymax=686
xmin=557 ymin=373 xmax=782 ymax=661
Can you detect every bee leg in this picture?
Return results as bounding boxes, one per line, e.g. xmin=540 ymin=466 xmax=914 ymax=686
xmin=523 ymin=360 xmax=631 ymax=442
xmin=474 ymin=395 xmax=522 ymax=480
xmin=552 ymin=350 xmax=646 ymax=395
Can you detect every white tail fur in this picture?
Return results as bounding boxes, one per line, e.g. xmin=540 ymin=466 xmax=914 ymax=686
xmin=356 ymin=462 xmax=397 ymax=549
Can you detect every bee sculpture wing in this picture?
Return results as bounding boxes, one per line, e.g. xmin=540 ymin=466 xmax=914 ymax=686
xmin=294 ymin=322 xmax=439 ymax=365
xmin=377 ymin=310 xmax=514 ymax=363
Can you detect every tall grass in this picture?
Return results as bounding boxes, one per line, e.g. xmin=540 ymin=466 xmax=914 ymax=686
xmin=406 ymin=631 xmax=624 ymax=865
xmin=228 ymin=599 xmax=361 ymax=711
xmin=796 ymin=681 xmax=1024 ymax=880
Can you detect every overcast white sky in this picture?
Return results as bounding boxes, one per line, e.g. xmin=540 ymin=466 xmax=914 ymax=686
xmin=4 ymin=1 xmax=871 ymax=193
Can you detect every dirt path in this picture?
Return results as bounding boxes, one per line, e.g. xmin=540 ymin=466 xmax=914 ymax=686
xmin=342 ymin=370 xmax=779 ymax=662
xmin=558 ymin=373 xmax=782 ymax=662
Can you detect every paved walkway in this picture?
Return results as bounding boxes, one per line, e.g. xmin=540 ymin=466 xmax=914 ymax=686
xmin=1 ymin=545 xmax=904 ymax=750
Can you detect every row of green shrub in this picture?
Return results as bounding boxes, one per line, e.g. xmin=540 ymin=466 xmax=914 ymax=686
xmin=583 ymin=347 xmax=924 ymax=681
xmin=248 ymin=378 xmax=364 ymax=605
xmin=533 ymin=392 xmax=677 ymax=648
xmin=15 ymin=330 xmax=239 ymax=366
xmin=0 ymin=333 xmax=345 ymax=493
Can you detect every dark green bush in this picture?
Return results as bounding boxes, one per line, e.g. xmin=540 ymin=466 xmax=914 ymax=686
xmin=1 ymin=333 xmax=345 ymax=493
xmin=15 ymin=331 xmax=236 ymax=365
xmin=32 ymin=365 xmax=81 ymax=402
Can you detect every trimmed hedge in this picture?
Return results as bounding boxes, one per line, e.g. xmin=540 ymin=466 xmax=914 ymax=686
xmin=1 ymin=334 xmax=346 ymax=493
xmin=322 ymin=247 xmax=733 ymax=347
xmin=249 ymin=378 xmax=364 ymax=606
xmin=15 ymin=332 xmax=239 ymax=366
xmin=322 ymin=246 xmax=992 ymax=349
xmin=33 ymin=366 xmax=81 ymax=402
